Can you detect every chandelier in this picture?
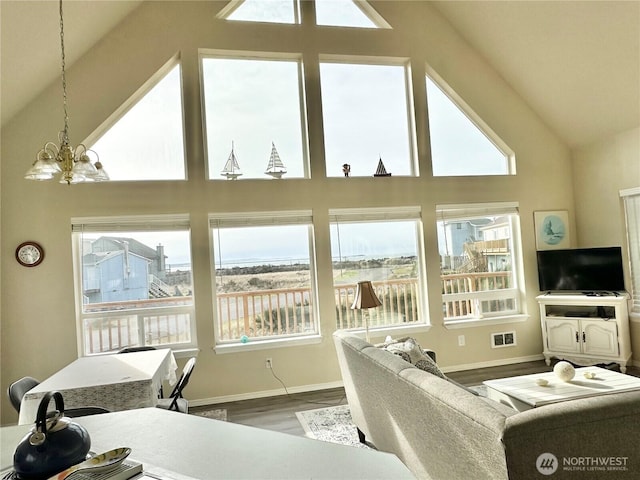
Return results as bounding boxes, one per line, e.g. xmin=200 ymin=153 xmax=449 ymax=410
xmin=24 ymin=0 xmax=108 ymax=184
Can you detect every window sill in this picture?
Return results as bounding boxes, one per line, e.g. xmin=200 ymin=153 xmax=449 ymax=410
xmin=171 ymin=347 xmax=200 ymax=359
xmin=356 ymin=323 xmax=432 ymax=341
xmin=214 ymin=334 xmax=323 ymax=354
xmin=444 ymin=314 xmax=529 ymax=329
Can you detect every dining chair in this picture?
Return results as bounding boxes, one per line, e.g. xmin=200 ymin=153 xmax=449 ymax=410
xmin=7 ymin=376 xmax=40 ymax=412
xmin=156 ymin=357 xmax=196 ymax=413
xmin=118 ymin=346 xmax=157 ymax=354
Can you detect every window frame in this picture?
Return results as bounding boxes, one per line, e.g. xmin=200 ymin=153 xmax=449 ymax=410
xmin=436 ymin=202 xmax=527 ymax=328
xmin=426 ymin=66 xmax=516 ymax=177
xmin=217 ymin=0 xmax=392 ymax=29
xmin=621 ymin=187 xmax=640 ymax=317
xmin=328 ymin=206 xmax=429 ymax=337
xmin=319 ymin=55 xmax=418 ymax=177
xmin=84 ymin=56 xmax=188 ymax=182
xmin=199 ymin=49 xmax=311 ymax=180
xmin=209 ymin=210 xmax=321 ymax=353
xmin=71 ymin=214 xmax=197 ymax=356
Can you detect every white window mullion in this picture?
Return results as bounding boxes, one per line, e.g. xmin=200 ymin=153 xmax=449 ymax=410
xmin=621 ymin=188 xmax=640 ymax=314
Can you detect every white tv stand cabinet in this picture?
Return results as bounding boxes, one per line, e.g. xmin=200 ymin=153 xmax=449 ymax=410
xmin=536 ymin=293 xmax=632 ymax=373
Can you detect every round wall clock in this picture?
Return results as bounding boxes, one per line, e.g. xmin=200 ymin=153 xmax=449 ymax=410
xmin=16 ymin=241 xmax=44 ymax=267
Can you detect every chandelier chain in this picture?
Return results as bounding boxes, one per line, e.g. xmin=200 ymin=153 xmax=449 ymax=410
xmin=59 ymin=0 xmax=70 ymax=145
xmin=24 ymin=0 xmax=108 ymax=183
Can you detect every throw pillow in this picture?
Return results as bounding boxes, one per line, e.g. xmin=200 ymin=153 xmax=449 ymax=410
xmin=382 ymin=337 xmax=447 ymax=379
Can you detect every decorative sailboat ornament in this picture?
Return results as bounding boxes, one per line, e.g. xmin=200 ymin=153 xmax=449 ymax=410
xmin=221 ymin=142 xmax=242 ymax=180
xmin=373 ymin=157 xmax=391 ymax=177
xmin=265 ymin=142 xmax=287 ymax=179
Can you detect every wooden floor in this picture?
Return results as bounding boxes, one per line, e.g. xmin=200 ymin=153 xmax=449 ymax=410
xmin=191 ymin=360 xmax=640 ymax=438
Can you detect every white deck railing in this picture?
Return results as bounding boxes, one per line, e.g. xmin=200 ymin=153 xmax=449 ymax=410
xmin=83 ymin=272 xmax=512 ymax=352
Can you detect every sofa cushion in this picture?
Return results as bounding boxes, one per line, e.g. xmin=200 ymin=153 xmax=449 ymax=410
xmin=380 ymin=337 xmax=447 ymax=379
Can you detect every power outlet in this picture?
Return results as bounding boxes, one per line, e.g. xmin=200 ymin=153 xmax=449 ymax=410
xmin=265 ymin=358 xmax=273 ymax=369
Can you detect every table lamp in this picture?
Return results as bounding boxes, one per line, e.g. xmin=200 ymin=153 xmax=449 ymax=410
xmin=351 ymin=280 xmax=382 ymax=342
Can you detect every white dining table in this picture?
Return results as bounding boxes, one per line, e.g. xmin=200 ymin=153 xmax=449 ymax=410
xmin=18 ymin=348 xmax=178 ymax=425
xmin=2 ymin=408 xmax=416 ymax=479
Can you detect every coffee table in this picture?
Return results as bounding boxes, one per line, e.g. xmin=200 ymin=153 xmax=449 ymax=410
xmin=483 ymin=366 xmax=640 ymax=412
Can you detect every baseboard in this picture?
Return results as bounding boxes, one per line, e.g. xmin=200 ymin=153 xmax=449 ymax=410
xmin=439 ymin=354 xmax=546 ymax=374
xmin=190 ymin=380 xmax=344 ymax=407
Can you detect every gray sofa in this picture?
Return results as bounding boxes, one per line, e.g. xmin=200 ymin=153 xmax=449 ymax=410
xmin=333 ymin=330 xmax=640 ymax=480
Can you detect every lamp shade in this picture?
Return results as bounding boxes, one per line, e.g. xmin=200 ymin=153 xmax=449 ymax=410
xmin=351 ymin=281 xmax=382 ymax=310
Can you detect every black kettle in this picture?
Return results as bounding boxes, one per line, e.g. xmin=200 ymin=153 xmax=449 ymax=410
xmin=13 ymin=391 xmax=91 ymax=479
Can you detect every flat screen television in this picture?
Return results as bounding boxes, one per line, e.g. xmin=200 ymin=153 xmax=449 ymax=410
xmin=536 ymin=247 xmax=626 ymax=293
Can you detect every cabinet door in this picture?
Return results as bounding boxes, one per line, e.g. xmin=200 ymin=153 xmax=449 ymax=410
xmin=546 ymin=319 xmax=581 ymax=354
xmin=582 ymin=320 xmax=619 ymax=356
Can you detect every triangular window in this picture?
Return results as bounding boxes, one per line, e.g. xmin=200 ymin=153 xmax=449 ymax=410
xmin=426 ymin=74 xmax=513 ymax=176
xmin=218 ymin=0 xmax=389 ymax=28
xmin=223 ymin=0 xmax=299 ymax=24
xmin=315 ymin=0 xmax=390 ymax=28
xmin=88 ymin=61 xmax=186 ymax=181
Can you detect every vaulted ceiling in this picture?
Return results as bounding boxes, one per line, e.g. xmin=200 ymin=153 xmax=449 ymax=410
xmin=1 ymin=0 xmax=638 ymax=149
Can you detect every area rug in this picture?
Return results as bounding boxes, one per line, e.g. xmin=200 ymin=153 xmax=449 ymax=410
xmin=190 ymin=407 xmax=227 ymax=421
xmin=296 ymin=404 xmax=371 ymax=449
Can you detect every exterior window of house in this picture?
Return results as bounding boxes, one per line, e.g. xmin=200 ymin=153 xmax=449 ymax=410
xmin=71 ymin=215 xmax=195 ymax=355
xmin=210 ymin=211 xmax=318 ymax=344
xmin=320 ymin=59 xmax=416 ymax=177
xmin=201 ymin=53 xmax=308 ymax=180
xmin=621 ymin=187 xmax=640 ymax=315
xmin=223 ymin=0 xmax=300 ymax=24
xmin=218 ymin=0 xmax=390 ymax=28
xmin=329 ymin=207 xmax=426 ymax=333
xmin=87 ymin=60 xmax=186 ymax=181
xmin=315 ymin=0 xmax=390 ymax=28
xmin=426 ymin=71 xmax=514 ymax=176
xmin=436 ymin=203 xmax=523 ymax=324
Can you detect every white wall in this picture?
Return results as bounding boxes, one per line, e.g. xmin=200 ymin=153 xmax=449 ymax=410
xmin=572 ymin=126 xmax=640 ymax=357
xmin=1 ymin=1 xmax=577 ymax=425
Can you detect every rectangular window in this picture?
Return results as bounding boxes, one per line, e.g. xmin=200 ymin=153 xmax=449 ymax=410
xmin=320 ymin=58 xmax=416 ymax=177
xmin=71 ymin=215 xmax=195 ymax=355
xmin=329 ymin=207 xmax=426 ymax=332
xmin=201 ymin=52 xmax=309 ymax=179
xmin=436 ymin=203 xmax=523 ymax=324
xmin=210 ymin=211 xmax=317 ymax=343
xmin=621 ymin=188 xmax=640 ymax=315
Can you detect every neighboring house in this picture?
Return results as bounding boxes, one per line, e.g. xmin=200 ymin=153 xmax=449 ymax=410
xmin=83 ymin=237 xmax=172 ymax=304
xmin=82 ymin=250 xmax=150 ymax=304
xmin=440 ymin=218 xmax=509 ymax=272
xmin=477 ymin=216 xmax=512 ymax=273
xmin=91 ymin=237 xmax=167 ymax=279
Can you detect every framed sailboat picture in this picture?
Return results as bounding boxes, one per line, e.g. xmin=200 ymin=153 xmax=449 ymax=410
xmin=534 ymin=210 xmax=570 ymax=250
